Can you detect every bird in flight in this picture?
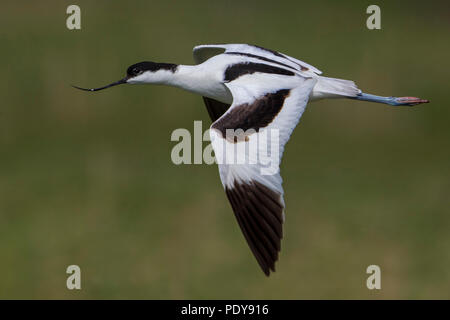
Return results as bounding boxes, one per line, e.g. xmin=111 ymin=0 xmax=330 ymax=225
xmin=73 ymin=44 xmax=429 ymax=276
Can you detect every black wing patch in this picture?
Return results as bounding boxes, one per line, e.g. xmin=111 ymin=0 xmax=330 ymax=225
xmin=212 ymin=89 xmax=290 ymax=141
xmin=225 ymin=179 xmax=284 ymax=276
xmin=202 ymin=97 xmax=231 ymax=122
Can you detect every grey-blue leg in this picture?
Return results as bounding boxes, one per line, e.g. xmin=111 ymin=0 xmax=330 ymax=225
xmin=350 ymin=92 xmax=429 ymax=106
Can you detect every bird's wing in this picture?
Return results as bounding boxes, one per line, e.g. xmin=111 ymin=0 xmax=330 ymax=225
xmin=210 ymin=71 xmax=317 ymax=275
xmin=202 ymin=97 xmax=231 ymax=122
xmin=193 ymin=43 xmax=322 ymax=74
xmin=193 ymin=45 xmax=227 ymax=64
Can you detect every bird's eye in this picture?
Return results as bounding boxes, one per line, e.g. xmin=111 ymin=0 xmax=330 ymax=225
xmin=133 ymin=68 xmax=141 ymax=75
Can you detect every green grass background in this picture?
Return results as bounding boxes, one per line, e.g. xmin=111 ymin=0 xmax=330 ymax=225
xmin=0 ymin=0 xmax=449 ymax=299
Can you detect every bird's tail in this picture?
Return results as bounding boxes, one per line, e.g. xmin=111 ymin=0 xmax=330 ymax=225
xmin=311 ymin=76 xmax=429 ymax=106
xmin=311 ymin=76 xmax=361 ymax=100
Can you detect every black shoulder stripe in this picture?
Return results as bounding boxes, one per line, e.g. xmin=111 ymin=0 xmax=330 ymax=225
xmin=212 ymin=89 xmax=291 ymax=142
xmin=224 ymin=62 xmax=295 ymax=82
xmin=225 ymin=52 xmax=297 ymax=71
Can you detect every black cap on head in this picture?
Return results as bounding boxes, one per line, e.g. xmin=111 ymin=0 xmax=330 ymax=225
xmin=127 ymin=62 xmax=178 ymax=77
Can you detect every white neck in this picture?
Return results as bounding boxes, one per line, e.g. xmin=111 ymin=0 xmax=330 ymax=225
xmin=131 ymin=64 xmax=231 ymax=103
xmin=157 ymin=64 xmax=232 ymax=104
xmin=168 ymin=65 xmax=202 ymax=92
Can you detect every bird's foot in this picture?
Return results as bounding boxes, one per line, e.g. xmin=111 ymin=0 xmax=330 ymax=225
xmin=390 ymin=96 xmax=430 ymax=106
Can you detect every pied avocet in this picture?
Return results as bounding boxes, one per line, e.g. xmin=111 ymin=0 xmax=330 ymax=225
xmin=74 ymin=44 xmax=429 ymax=276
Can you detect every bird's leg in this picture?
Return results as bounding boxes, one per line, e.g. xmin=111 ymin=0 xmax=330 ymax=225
xmin=349 ymin=92 xmax=429 ymax=106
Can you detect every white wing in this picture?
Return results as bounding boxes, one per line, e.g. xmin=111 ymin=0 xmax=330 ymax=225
xmin=210 ymin=71 xmax=317 ymax=275
xmin=193 ymin=43 xmax=322 ymax=74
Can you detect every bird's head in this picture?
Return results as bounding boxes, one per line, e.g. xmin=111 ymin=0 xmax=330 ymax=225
xmin=73 ymin=61 xmax=178 ymax=92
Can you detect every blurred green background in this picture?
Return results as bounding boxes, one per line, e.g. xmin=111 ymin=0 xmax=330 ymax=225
xmin=0 ymin=0 xmax=449 ymax=299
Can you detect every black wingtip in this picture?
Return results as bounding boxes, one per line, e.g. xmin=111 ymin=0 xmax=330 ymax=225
xmin=225 ymin=179 xmax=284 ymax=278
